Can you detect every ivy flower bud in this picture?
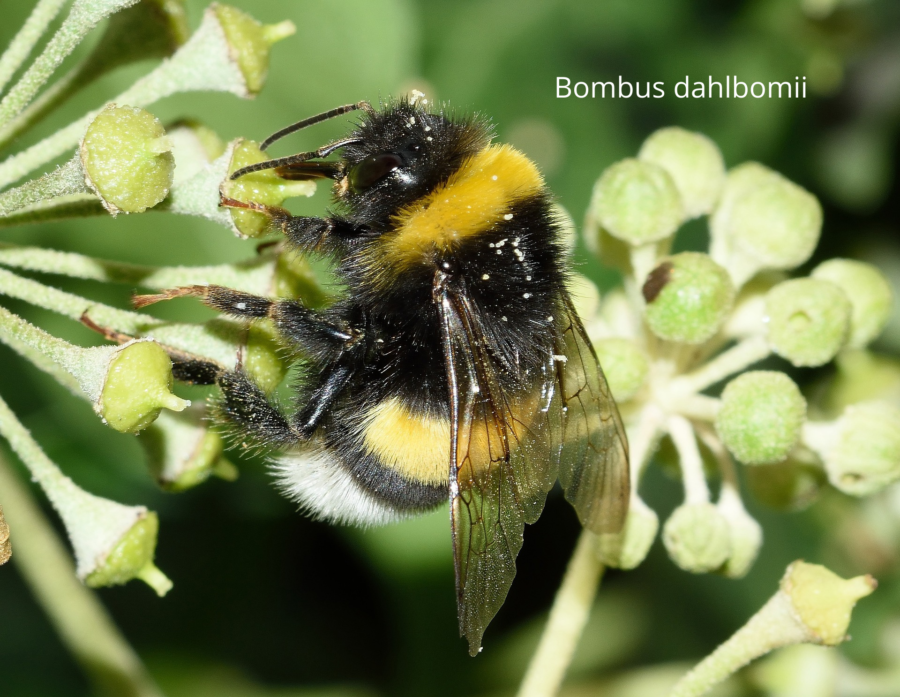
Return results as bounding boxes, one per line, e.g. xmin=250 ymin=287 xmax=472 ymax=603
xmin=0 ymin=360 xmax=172 ymax=597
xmin=716 ymin=371 xmax=807 ymax=465
xmin=642 ymin=252 xmax=736 ymax=344
xmin=244 ymin=322 xmax=289 ymax=393
xmin=140 ymin=408 xmax=236 ymax=492
xmin=717 ymin=487 xmax=763 ymax=579
xmin=596 ymin=495 xmax=659 ymax=569
xmin=84 ymin=511 xmax=172 ymax=597
xmin=590 ymin=158 xmax=683 ymax=246
xmin=669 ymin=561 xmax=875 ymax=697
xmin=80 ymin=104 xmax=174 ymax=214
xmin=812 ymin=259 xmax=894 ymax=349
xmin=710 ymin=163 xmax=822 ymax=286
xmin=0 ymin=505 xmax=9 ymax=565
xmin=781 ymin=561 xmax=876 ymax=646
xmin=765 ymin=278 xmax=851 ymax=367
xmin=663 ymin=502 xmax=732 ymax=573
xmin=638 ymin=127 xmax=726 ymax=218
xmin=0 ymin=308 xmax=187 ymax=434
xmin=593 ymin=337 xmax=649 ymax=402
xmin=213 ymin=4 xmax=296 ymax=95
xmin=222 ymin=139 xmax=316 ymax=237
xmin=98 ymin=340 xmax=191 ymax=433
xmin=806 ymin=401 xmax=900 ymax=496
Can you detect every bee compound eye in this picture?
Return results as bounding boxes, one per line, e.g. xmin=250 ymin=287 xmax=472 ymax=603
xmin=348 ymin=153 xmax=405 ymax=192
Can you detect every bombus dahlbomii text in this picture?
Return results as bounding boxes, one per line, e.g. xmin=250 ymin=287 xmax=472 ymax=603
xmin=136 ymin=95 xmax=630 ymax=655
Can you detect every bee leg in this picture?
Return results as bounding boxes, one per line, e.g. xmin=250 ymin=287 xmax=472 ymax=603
xmin=134 ymin=285 xmax=273 ymax=317
xmin=216 ymin=370 xmax=299 ymax=447
xmin=218 ymin=194 xmax=364 ymax=254
xmin=134 ymin=285 xmax=356 ymax=361
xmin=291 ymin=362 xmax=356 ymax=437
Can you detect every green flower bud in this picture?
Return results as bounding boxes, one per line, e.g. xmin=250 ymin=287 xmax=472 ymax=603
xmin=765 ymin=278 xmax=851 ymax=367
xmin=671 ymin=561 xmax=875 ymax=697
xmin=0 ymin=505 xmax=9 ymax=566
xmin=717 ymin=371 xmax=807 ymax=465
xmin=593 ymin=337 xmax=649 ymax=402
xmin=663 ymin=502 xmax=731 ymax=573
xmin=744 ymin=456 xmax=826 ymax=511
xmin=222 ymin=139 xmax=316 ymax=237
xmin=80 ymin=104 xmax=174 ymax=214
xmin=84 ymin=511 xmax=172 ymax=597
xmin=590 ymin=158 xmax=683 ymax=245
xmin=781 ymin=561 xmax=876 ymax=646
xmin=643 ymin=252 xmax=735 ymax=344
xmin=813 ymin=401 xmax=900 ymax=496
xmin=596 ymin=496 xmax=659 ymax=569
xmin=98 ymin=340 xmax=190 ymax=434
xmin=711 ymin=163 xmax=822 ymax=285
xmin=140 ymin=408 xmax=236 ymax=492
xmin=638 ymin=127 xmax=726 ymax=218
xmin=717 ymin=488 xmax=763 ymax=579
xmin=213 ymin=4 xmax=295 ymax=95
xmin=812 ymin=259 xmax=893 ymax=349
xmin=245 ymin=321 xmax=289 ymax=393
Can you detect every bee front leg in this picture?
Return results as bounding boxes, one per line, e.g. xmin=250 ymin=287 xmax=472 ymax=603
xmin=219 ymin=195 xmax=363 ymax=253
xmin=133 ymin=285 xmax=356 ymax=361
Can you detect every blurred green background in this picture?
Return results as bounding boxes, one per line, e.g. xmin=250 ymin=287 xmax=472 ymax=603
xmin=1 ymin=0 xmax=900 ymax=695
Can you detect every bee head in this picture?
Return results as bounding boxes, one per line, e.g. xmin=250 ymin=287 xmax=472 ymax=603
xmin=335 ymin=100 xmax=493 ymax=225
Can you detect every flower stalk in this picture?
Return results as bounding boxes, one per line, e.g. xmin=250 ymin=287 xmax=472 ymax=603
xmin=669 ymin=561 xmax=876 ymax=697
xmin=516 ymin=531 xmax=607 ymax=697
xmin=0 ymin=452 xmax=164 ymax=697
xmin=0 ymin=393 xmax=172 ymax=593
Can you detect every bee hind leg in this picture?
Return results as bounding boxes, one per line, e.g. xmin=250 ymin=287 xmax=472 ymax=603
xmin=214 ymin=370 xmax=300 ymax=447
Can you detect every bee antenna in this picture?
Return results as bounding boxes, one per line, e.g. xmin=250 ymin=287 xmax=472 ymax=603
xmin=229 ymin=138 xmax=361 ymax=181
xmin=259 ymin=101 xmax=372 ymax=151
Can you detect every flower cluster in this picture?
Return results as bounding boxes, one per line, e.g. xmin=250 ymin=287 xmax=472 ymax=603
xmin=0 ymin=1 xmax=299 ymax=597
xmin=576 ymin=126 xmax=898 ymax=577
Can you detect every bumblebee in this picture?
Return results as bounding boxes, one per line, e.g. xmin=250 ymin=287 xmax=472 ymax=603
xmin=138 ymin=96 xmax=629 ymax=655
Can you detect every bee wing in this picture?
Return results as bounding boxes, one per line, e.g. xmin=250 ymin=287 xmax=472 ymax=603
xmin=438 ymin=288 xmax=558 ymax=656
xmin=554 ymin=292 xmax=630 ymax=533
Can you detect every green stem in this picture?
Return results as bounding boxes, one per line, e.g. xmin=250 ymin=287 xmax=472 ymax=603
xmin=517 ymin=531 xmax=606 ymax=697
xmin=0 ymin=0 xmax=69 ymax=96
xmin=669 ymin=336 xmax=770 ymax=397
xmin=0 ymin=266 xmax=163 ymax=334
xmin=669 ymin=592 xmax=807 ymax=697
xmin=0 ymin=0 xmax=139 ymax=129
xmin=0 ymin=195 xmax=104 ymax=227
xmin=0 ymin=241 xmax=277 ymax=293
xmin=0 ymin=58 xmax=85 ymax=149
xmin=0 ymin=156 xmax=90 ymax=217
xmin=668 ymin=414 xmax=710 ymax=505
xmin=0 ymin=7 xmax=245 ymax=190
xmin=0 ymin=452 xmax=163 ymax=697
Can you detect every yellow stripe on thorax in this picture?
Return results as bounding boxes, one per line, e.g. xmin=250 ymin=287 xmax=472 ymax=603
xmin=368 ymin=145 xmax=544 ymax=278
